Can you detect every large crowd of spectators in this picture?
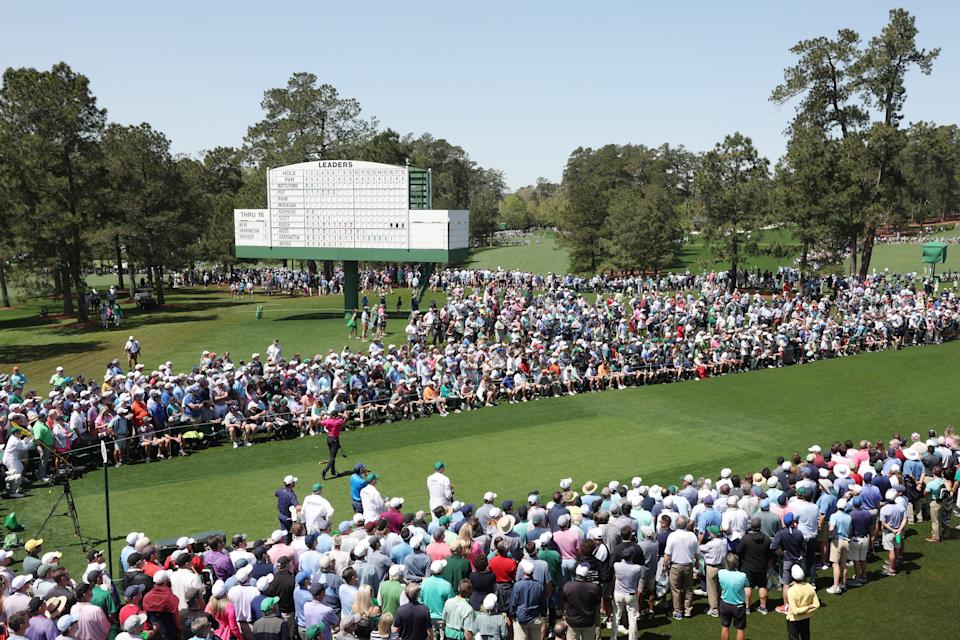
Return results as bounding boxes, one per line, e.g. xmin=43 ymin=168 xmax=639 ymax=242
xmin=0 ymin=431 xmax=955 ymax=640
xmin=2 ymin=267 xmax=959 ymax=485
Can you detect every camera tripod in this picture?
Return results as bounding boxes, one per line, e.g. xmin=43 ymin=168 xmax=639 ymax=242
xmin=35 ymin=479 xmax=94 ymax=550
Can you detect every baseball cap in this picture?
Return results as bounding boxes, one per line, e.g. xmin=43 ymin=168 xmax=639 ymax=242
xmin=783 ymin=512 xmax=795 ymax=525
xmin=365 ymin=472 xmax=380 ymax=481
xmin=122 ymin=615 xmax=146 ymax=632
xmin=283 ymin=475 xmax=298 ymax=485
xmin=12 ymin=574 xmax=33 ymax=590
xmin=24 ymin=539 xmax=43 ymax=552
xmin=57 ymin=615 xmax=78 ymax=633
xmin=434 ymin=461 xmax=445 ymax=470
xmin=124 ymin=584 xmax=146 ymax=599
xmin=312 ymin=483 xmax=324 ymax=492
xmin=306 ymin=624 xmax=327 ymax=640
xmin=260 ymin=596 xmax=280 ymax=613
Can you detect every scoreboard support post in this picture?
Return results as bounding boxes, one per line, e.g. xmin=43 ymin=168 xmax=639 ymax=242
xmin=343 ymin=260 xmax=360 ymax=314
xmin=234 ymin=160 xmax=470 ymax=316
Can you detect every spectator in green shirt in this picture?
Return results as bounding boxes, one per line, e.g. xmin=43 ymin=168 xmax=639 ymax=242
xmin=442 ymin=542 xmax=471 ymax=588
xmin=441 ymin=581 xmax=475 ymax=640
xmin=30 ymin=412 xmax=54 ymax=483
xmin=421 ymin=560 xmax=453 ymax=628
xmin=87 ymin=569 xmax=120 ymax=625
xmin=377 ymin=565 xmax=405 ymax=616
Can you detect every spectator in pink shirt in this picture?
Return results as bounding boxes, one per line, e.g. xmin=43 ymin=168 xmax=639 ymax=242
xmin=69 ymin=584 xmax=110 ymax=640
xmin=553 ymin=514 xmax=583 ymax=585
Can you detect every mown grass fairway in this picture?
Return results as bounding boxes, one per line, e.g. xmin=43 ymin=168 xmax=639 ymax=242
xmin=4 ymin=334 xmax=958 ymax=640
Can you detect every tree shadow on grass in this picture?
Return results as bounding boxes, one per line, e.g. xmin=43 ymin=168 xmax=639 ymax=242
xmin=274 ymin=311 xmax=352 ymax=321
xmin=0 ymin=340 xmax=106 ymax=365
xmin=54 ymin=313 xmax=221 ymax=336
xmin=0 ymin=315 xmax=63 ymax=331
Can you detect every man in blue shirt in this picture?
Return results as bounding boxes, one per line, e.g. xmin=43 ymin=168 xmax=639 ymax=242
xmin=349 ymin=463 xmax=369 ymax=513
xmin=769 ymin=512 xmax=805 ymax=613
xmin=697 ymin=496 xmax=721 ymax=541
xmin=847 ymin=497 xmax=872 ymax=586
xmin=276 ymin=475 xmax=299 ymax=542
xmin=509 ymin=560 xmax=545 ymax=640
xmin=826 ymin=498 xmax=852 ymax=594
xmin=815 ymin=487 xmax=837 ymax=570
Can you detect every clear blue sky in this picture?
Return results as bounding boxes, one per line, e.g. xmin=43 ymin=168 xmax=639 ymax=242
xmin=2 ymin=2 xmax=957 ymax=189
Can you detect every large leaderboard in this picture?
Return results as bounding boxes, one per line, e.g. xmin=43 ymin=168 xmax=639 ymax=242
xmin=234 ymin=160 xmax=468 ymax=263
xmin=234 ymin=160 xmax=469 ymax=309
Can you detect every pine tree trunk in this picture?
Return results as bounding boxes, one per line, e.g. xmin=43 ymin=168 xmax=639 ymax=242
xmin=848 ymin=234 xmax=858 ymax=276
xmin=114 ymin=234 xmax=125 ymax=290
xmin=127 ymin=253 xmax=136 ymax=302
xmin=859 ymin=230 xmax=875 ymax=280
xmin=0 ymin=262 xmax=10 ymax=308
xmin=61 ymin=259 xmax=74 ymax=315
xmin=154 ymin=265 xmax=165 ymax=305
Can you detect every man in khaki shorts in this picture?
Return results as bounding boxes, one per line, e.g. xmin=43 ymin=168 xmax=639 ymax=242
xmin=847 ymin=496 xmax=872 ymax=586
xmin=825 ymin=498 xmax=851 ymax=595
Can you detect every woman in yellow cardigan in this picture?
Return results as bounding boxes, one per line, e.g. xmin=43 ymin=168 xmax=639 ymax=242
xmin=784 ymin=564 xmax=820 ymax=640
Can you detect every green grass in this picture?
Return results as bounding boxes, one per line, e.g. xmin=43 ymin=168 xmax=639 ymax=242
xmin=854 ymin=242 xmax=960 ymax=275
xmin=6 ymin=337 xmax=960 ymax=640
xmin=0 ymin=288 xmax=448 ymax=386
xmin=466 ymin=232 xmax=571 ymax=274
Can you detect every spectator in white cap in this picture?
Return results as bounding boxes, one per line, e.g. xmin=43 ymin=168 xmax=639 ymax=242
xmin=301 ymin=483 xmax=335 ymax=535
xmin=475 ymin=492 xmax=499 ymax=530
xmin=420 ymin=560 xmax=452 ymax=631
xmin=56 ymin=613 xmax=78 ymax=640
xmin=124 ymin=336 xmax=141 ymax=370
xmin=663 ymin=516 xmax=697 ymax=620
xmin=142 ymin=570 xmax=180 ymax=640
xmin=377 ymin=564 xmax=406 ymax=616
xmin=227 ymin=564 xmax=259 ymax=631
xmin=879 ymin=488 xmax=906 ymax=575
xmin=552 ymin=514 xmax=581 ymax=586
xmin=403 ymin=535 xmax=431 ymax=584
xmin=6 ymin=574 xmax=33 ymax=616
xmin=205 ymin=579 xmax=243 ymax=640
xmin=276 ymin=475 xmax=299 ymax=543
xmin=784 ymin=564 xmax=819 ymax=638
xmin=559 ymin=562 xmax=600 ymax=640
xmin=475 ymin=592 xmax=507 ymax=640
xmin=120 ymin=532 xmax=144 ymax=573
